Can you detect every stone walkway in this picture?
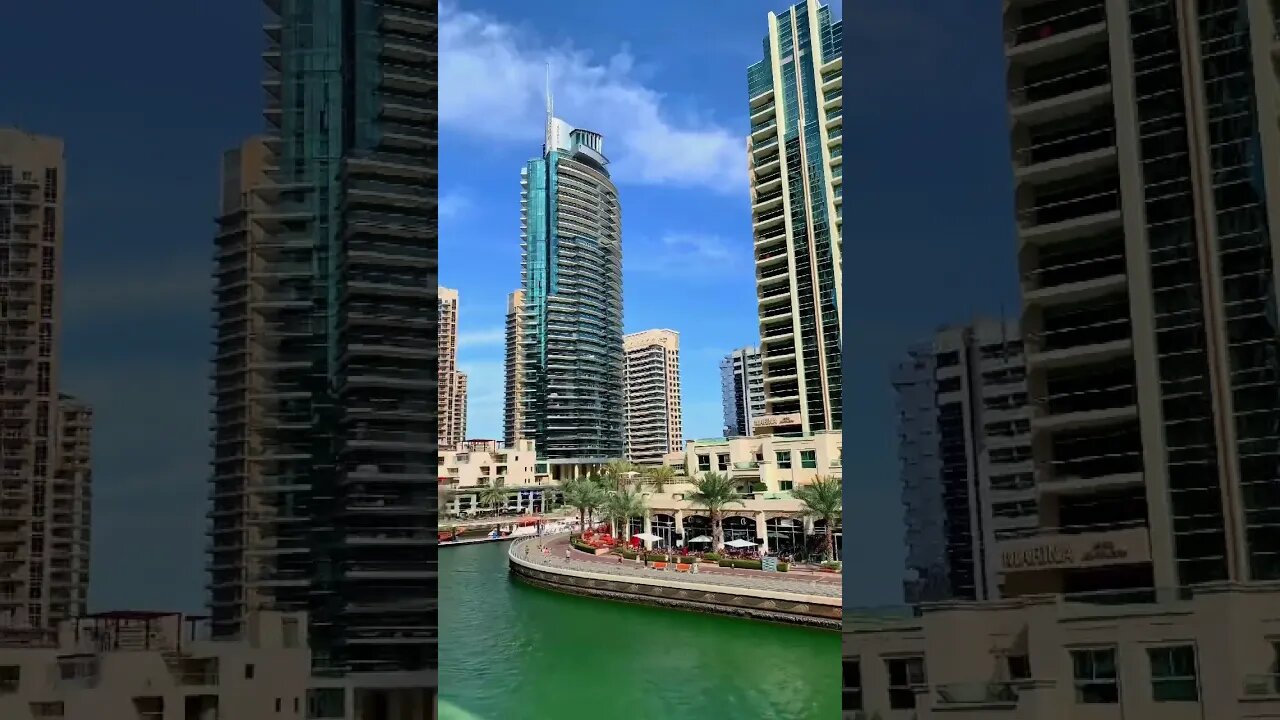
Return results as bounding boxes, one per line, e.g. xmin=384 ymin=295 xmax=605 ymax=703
xmin=511 ymin=535 xmax=842 ymax=599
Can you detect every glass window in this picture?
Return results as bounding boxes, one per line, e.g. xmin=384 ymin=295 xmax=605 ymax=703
xmin=697 ymin=454 xmax=710 ymax=472
xmin=800 ymin=450 xmax=817 ymax=468
xmin=1148 ymin=645 xmax=1198 ymax=702
xmin=776 ymin=451 xmax=791 ymax=469
xmin=717 ymin=454 xmax=729 ymax=471
xmin=842 ymin=659 xmax=862 ymax=710
xmin=886 ymin=656 xmax=926 ymax=709
xmin=1072 ymin=647 xmax=1118 ymax=703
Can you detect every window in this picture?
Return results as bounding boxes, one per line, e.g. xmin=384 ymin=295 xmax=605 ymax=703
xmin=1148 ymin=645 xmax=1198 ymax=702
xmin=0 ymin=664 xmax=19 ymax=692
xmin=886 ymin=656 xmax=926 ymax=709
xmin=800 ymin=450 xmax=817 ymax=468
xmin=776 ymin=451 xmax=792 ymax=469
xmin=780 ymin=480 xmax=793 ymax=491
xmin=697 ymin=454 xmax=710 ymax=472
xmin=717 ymin=454 xmax=729 ymax=471
xmin=245 ymin=663 xmax=255 ymax=679
xmin=282 ymin=617 xmax=299 ymax=648
xmin=1072 ymin=647 xmax=1118 ymax=703
xmin=842 ymin=659 xmax=862 ymax=710
xmin=936 ymin=350 xmax=960 ymax=367
xmin=1007 ymin=654 xmax=1032 ymax=681
xmin=43 ymin=168 xmax=57 ymax=203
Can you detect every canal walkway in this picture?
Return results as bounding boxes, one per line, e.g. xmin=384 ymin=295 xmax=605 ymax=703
xmin=512 ymin=534 xmax=842 ymax=599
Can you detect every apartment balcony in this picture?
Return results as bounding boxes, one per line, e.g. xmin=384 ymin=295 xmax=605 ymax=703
xmin=1026 ymin=294 xmax=1131 ymax=370
xmin=381 ymin=38 xmax=434 ymax=66
xmin=381 ymin=4 xmax=437 ymax=37
xmin=1017 ymin=169 xmax=1121 ymax=245
xmin=1039 ymin=424 xmax=1143 ymax=496
xmin=1022 ymin=231 xmax=1126 ymax=307
xmin=1005 ymin=1 xmax=1107 ymax=63
xmin=752 ymin=190 xmax=783 ymax=215
xmin=750 ymin=119 xmax=778 ymax=143
xmin=995 ymin=523 xmax=1150 ymax=575
xmin=1031 ymin=382 xmax=1136 ymax=433
xmin=751 ymin=136 xmax=780 ymax=164
xmin=1008 ymin=52 xmax=1111 ymax=125
xmin=749 ymin=98 xmax=775 ymax=125
xmin=1013 ymin=119 xmax=1116 ymax=186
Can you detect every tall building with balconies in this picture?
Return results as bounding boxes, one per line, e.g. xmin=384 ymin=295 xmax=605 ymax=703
xmin=623 ymin=330 xmax=683 ymax=466
xmin=438 ymin=286 xmax=460 ymax=446
xmin=720 ymin=346 xmax=765 ymax=438
xmin=1003 ymin=0 xmax=1280 ymax=602
xmin=514 ymin=95 xmax=625 ymax=461
xmin=894 ymin=319 xmax=1030 ymax=605
xmin=209 ymin=1 xmax=435 ymax=693
xmin=0 ymin=130 xmax=93 ymax=631
xmin=503 ymin=290 xmax=525 ymax=446
xmin=453 ymin=370 xmax=467 ymax=444
xmin=747 ymin=0 xmax=843 ymax=437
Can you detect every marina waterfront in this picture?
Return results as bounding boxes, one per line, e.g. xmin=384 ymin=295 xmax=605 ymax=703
xmin=439 ymin=541 xmax=840 ymax=719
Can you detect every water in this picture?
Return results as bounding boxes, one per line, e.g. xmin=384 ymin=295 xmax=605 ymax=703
xmin=440 ymin=541 xmax=840 ymax=720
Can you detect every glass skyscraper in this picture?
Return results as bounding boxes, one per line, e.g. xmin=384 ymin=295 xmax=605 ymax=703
xmin=747 ymin=0 xmax=843 ymax=437
xmin=513 ymin=103 xmax=625 ymax=461
xmin=208 ymin=0 xmax=435 ymax=703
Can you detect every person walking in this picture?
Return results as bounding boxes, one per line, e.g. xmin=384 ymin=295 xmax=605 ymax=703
xmin=564 ymin=548 xmax=571 ymax=563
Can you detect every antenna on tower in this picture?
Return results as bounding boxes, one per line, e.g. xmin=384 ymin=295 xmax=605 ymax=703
xmin=544 ymin=60 xmax=554 ymax=151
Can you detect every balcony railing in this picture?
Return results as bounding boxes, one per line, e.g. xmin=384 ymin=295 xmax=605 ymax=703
xmin=1011 ymin=64 xmax=1110 ymax=106
xmin=1021 ymin=186 xmax=1119 ymax=227
xmin=1033 ymin=315 xmax=1130 ymax=353
xmin=1017 ymin=125 xmax=1115 ymax=167
xmin=1036 ymin=383 xmax=1136 ymax=415
xmin=1027 ymin=251 xmax=1125 ymax=290
xmin=935 ymin=682 xmax=1020 ymax=705
xmin=1007 ymin=3 xmax=1106 ymax=47
xmin=1042 ymin=449 xmax=1142 ymax=480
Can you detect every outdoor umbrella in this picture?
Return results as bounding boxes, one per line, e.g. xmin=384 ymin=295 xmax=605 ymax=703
xmin=633 ymin=532 xmax=662 ymax=542
xmin=724 ymin=539 xmax=758 ymax=548
xmin=688 ymin=535 xmax=713 ymax=543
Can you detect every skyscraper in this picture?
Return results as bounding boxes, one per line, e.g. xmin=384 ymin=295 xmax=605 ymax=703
xmin=503 ymin=289 xmax=524 ymax=446
xmin=0 ymin=129 xmax=93 ymax=630
xmin=719 ymin=346 xmax=765 ymax=438
xmin=747 ymin=0 xmax=843 ymax=437
xmin=453 ymin=370 xmax=468 ymax=443
xmin=209 ymin=0 xmax=435 ymax=694
xmin=514 ymin=90 xmax=624 ymax=461
xmin=894 ymin=319 xmax=1029 ymax=605
xmin=623 ymin=330 xmax=683 ymax=466
xmin=439 ymin=286 xmax=460 ymax=447
xmin=1003 ymin=0 xmax=1280 ymax=599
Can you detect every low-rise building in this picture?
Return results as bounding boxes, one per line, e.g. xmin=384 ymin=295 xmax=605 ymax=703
xmin=643 ymin=432 xmax=842 ymax=556
xmin=843 ymin=584 xmax=1280 ymax=720
xmin=439 ymin=439 xmax=555 ymax=516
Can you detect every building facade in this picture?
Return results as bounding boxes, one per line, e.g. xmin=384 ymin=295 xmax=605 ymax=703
xmin=895 ymin=319 xmax=1030 ymax=605
xmin=649 ymin=432 xmax=843 ymax=556
xmin=0 ymin=129 xmax=92 ymax=631
xmin=747 ymin=0 xmax=843 ymax=437
xmin=503 ymin=290 xmax=524 ymax=446
xmin=514 ymin=101 xmax=624 ymax=461
xmin=719 ymin=346 xmax=765 ymax=438
xmin=439 ymin=439 xmax=554 ymax=516
xmin=623 ymin=329 xmax=683 ymax=466
xmin=209 ymin=0 xmax=436 ymax=683
xmin=452 ymin=370 xmax=467 ymax=445
xmin=438 ymin=286 xmax=461 ymax=446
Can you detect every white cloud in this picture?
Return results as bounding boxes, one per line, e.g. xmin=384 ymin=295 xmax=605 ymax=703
xmin=628 ymin=232 xmax=749 ymax=276
xmin=440 ymin=3 xmax=746 ymax=194
xmin=457 ymin=327 xmax=506 ymax=348
xmin=439 ymin=191 xmax=472 ymax=220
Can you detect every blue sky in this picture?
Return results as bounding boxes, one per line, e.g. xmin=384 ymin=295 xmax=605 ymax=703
xmin=439 ymin=0 xmax=817 ymax=441
xmin=0 ymin=0 xmax=1023 ymax=613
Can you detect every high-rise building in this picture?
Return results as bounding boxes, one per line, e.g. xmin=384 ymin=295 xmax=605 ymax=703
xmin=894 ymin=319 xmax=1029 ymax=605
xmin=0 ymin=129 xmax=92 ymax=630
xmin=719 ymin=346 xmax=765 ymax=438
xmin=453 ymin=370 xmax=468 ymax=443
xmin=623 ymin=330 xmax=683 ymax=465
xmin=746 ymin=0 xmax=843 ymax=437
xmin=439 ymin=287 xmax=460 ymax=446
xmin=503 ymin=290 xmax=524 ymax=446
xmin=1002 ymin=0 xmax=1280 ymax=600
xmin=514 ymin=93 xmax=624 ymax=461
xmin=209 ymin=0 xmax=435 ymax=693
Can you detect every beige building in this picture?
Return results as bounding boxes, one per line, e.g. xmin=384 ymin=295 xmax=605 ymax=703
xmin=623 ymin=329 xmax=683 ymax=466
xmin=0 ymin=610 xmax=427 ymax=720
xmin=844 ymin=582 xmax=1280 ymax=719
xmin=437 ymin=287 xmax=461 ymax=447
xmin=452 ymin=371 xmax=467 ymax=443
xmin=439 ymin=439 xmax=554 ymax=516
xmin=502 ymin=290 xmax=524 ymax=446
xmin=747 ymin=0 xmax=843 ymax=437
xmin=643 ymin=431 xmax=842 ymax=555
xmin=0 ymin=129 xmax=92 ymax=631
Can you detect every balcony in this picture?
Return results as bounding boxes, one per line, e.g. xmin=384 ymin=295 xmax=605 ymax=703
xmin=1014 ymin=117 xmax=1116 ymax=185
xmin=1009 ymin=52 xmax=1111 ymax=124
xmin=1006 ymin=2 xmax=1107 ymax=61
xmin=1023 ymin=233 xmax=1126 ymax=306
xmin=1027 ymin=295 xmax=1131 ymax=369
xmin=1018 ymin=171 xmax=1120 ymax=242
xmin=1040 ymin=425 xmax=1143 ymax=495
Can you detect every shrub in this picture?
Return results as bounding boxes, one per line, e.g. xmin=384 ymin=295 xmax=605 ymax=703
xmin=718 ymin=559 xmax=789 ymax=572
xmin=821 ymin=561 xmax=842 ymax=572
xmin=570 ymin=537 xmax=596 ymax=553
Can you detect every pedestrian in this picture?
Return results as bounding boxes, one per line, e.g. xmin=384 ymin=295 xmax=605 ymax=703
xmin=565 ymin=548 xmax=571 ymax=562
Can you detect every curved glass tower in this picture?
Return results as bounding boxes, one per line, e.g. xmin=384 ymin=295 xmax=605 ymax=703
xmin=516 ymin=109 xmax=625 ymax=461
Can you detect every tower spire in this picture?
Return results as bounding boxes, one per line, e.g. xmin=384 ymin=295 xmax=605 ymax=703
xmin=544 ymin=60 xmax=554 ymax=151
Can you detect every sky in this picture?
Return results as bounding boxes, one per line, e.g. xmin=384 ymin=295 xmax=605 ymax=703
xmin=0 ymin=0 xmax=1021 ymax=613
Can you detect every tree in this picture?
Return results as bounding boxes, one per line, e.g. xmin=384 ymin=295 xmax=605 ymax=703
xmin=688 ymin=471 xmax=744 ymax=550
xmin=603 ymin=486 xmax=648 ymax=540
xmin=561 ymin=478 xmax=606 ymax=533
xmin=478 ymin=485 xmax=508 ymax=517
xmin=438 ymin=485 xmax=456 ymax=518
xmin=644 ymin=465 xmax=677 ymax=493
xmin=793 ymin=475 xmax=842 ymax=562
xmin=602 ymin=460 xmax=639 ymax=491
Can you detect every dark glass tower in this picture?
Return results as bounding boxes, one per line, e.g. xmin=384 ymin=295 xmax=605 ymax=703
xmin=209 ymin=0 xmax=436 ymax=698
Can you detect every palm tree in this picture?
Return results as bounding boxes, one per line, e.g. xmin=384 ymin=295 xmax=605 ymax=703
xmin=602 ymin=460 xmax=639 ymax=490
xmin=688 ymin=471 xmax=744 ymax=550
xmin=644 ymin=465 xmax=677 ymax=493
xmin=603 ymin=486 xmax=648 ymax=540
xmin=478 ymin=485 xmax=508 ymax=517
xmin=561 ymin=478 xmax=606 ymax=533
xmin=793 ymin=475 xmax=842 ymax=562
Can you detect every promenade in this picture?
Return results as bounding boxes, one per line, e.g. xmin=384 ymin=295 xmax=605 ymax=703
xmin=512 ymin=534 xmax=842 ymax=600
